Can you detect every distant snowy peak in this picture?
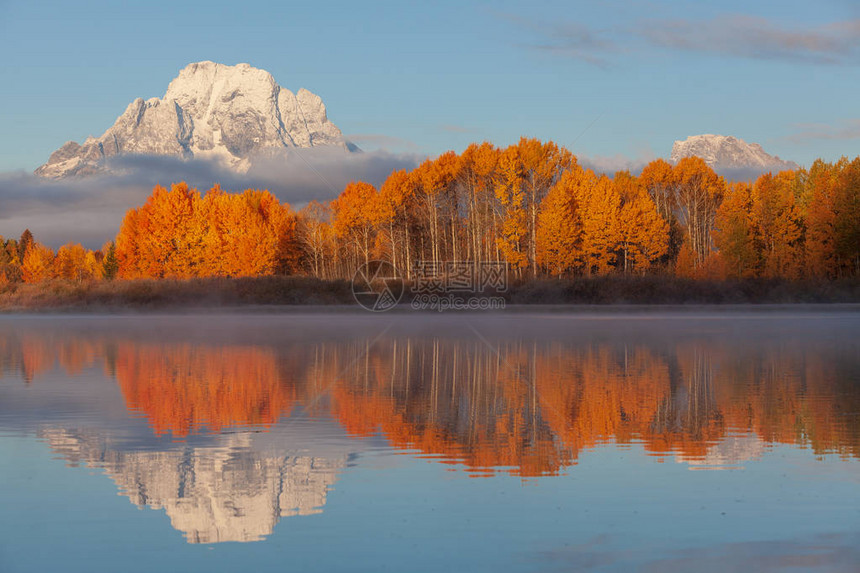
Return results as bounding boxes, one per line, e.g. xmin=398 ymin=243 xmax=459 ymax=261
xmin=671 ymin=134 xmax=798 ymax=172
xmin=36 ymin=61 xmax=351 ymax=179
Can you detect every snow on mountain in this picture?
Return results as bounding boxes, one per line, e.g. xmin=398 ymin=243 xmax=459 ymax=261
xmin=36 ymin=61 xmax=351 ymax=179
xmin=40 ymin=427 xmax=345 ymax=543
xmin=671 ymin=134 xmax=798 ymax=172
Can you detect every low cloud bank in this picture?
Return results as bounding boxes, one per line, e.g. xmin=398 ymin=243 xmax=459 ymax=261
xmin=581 ymin=154 xmax=794 ymax=182
xmin=0 ymin=149 xmax=419 ymax=248
xmin=1 ymin=146 xmax=782 ymax=249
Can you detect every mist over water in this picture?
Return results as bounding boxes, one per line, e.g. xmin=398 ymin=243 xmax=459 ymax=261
xmin=0 ymin=310 xmax=859 ymax=571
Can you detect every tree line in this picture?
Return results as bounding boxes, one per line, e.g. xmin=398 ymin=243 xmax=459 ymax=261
xmin=2 ymin=138 xmax=858 ymax=285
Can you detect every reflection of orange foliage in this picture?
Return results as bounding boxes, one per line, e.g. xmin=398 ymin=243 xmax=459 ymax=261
xmin=712 ymin=348 xmax=860 ymax=457
xmin=114 ymin=343 xmax=296 ymax=437
xmin=535 ymin=344 xmax=673 ymax=451
xmin=326 ymin=337 xmax=860 ymax=473
xmin=6 ymin=331 xmax=860 ymax=472
xmin=330 ymin=384 xmax=568 ymax=478
xmin=0 ymin=334 xmax=101 ymax=382
xmin=0 ymin=335 xmax=55 ymax=383
xmin=325 ymin=340 xmax=571 ymax=477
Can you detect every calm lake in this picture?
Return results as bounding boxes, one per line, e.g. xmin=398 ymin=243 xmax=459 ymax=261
xmin=1 ymin=309 xmax=859 ymax=572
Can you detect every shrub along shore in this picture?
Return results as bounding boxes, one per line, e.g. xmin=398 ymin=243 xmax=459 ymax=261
xmin=0 ymin=275 xmax=858 ymax=312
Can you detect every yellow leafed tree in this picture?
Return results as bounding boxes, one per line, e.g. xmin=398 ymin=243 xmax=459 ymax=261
xmin=21 ymin=243 xmax=54 ymax=283
xmin=614 ymin=172 xmax=669 ymax=273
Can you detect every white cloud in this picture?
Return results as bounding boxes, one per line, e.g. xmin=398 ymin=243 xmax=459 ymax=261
xmin=0 ymin=149 xmax=419 ymax=249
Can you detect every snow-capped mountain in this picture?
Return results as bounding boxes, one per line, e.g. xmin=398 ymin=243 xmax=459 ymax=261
xmin=671 ymin=134 xmax=797 ymax=172
xmin=40 ymin=427 xmax=345 ymax=544
xmin=36 ymin=61 xmax=351 ymax=178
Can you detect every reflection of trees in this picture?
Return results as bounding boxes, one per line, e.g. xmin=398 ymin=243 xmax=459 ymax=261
xmin=115 ymin=343 xmax=298 ymax=436
xmin=4 ymin=328 xmax=860 ymax=475
xmin=649 ymin=347 xmax=724 ymax=458
xmin=330 ymin=338 xmax=571 ymax=477
xmin=536 ymin=343 xmax=674 ymax=455
xmin=324 ymin=336 xmax=860 ymax=474
xmin=0 ymin=332 xmax=101 ymax=383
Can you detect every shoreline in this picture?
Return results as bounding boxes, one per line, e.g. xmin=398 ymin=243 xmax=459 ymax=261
xmin=2 ymin=303 xmax=860 ymax=317
xmin=2 ymin=275 xmax=859 ymax=313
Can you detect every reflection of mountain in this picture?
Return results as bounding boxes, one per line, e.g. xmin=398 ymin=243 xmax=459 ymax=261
xmin=39 ymin=427 xmax=344 ymax=543
xmin=680 ymin=435 xmax=768 ymax=470
xmin=1 ymin=313 xmax=859 ymax=515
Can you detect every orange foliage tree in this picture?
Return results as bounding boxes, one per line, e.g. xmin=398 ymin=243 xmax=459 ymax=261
xmin=614 ymin=171 xmax=669 ymax=273
xmin=715 ymin=182 xmax=757 ymax=278
xmin=54 ymin=243 xmax=102 ymax=282
xmin=21 ymin=243 xmax=54 ymax=283
xmin=116 ymin=183 xmax=298 ymax=279
xmin=750 ymin=172 xmax=804 ymax=278
xmin=673 ymin=157 xmax=726 ymax=268
xmin=535 ymin=165 xmax=587 ymax=276
xmin=494 ymin=146 xmax=529 ymax=274
xmin=833 ymin=158 xmax=860 ymax=275
xmin=297 ymin=200 xmax=336 ymax=279
xmin=331 ymin=181 xmax=381 ymax=270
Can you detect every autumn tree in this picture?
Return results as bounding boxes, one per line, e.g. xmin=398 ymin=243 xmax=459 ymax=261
xmin=102 ymin=242 xmax=119 ymax=280
xmin=493 ymin=139 xmax=573 ymax=276
xmin=116 ymin=183 xmax=205 ymax=278
xmin=833 ymin=157 xmax=860 ymax=275
xmin=332 ymin=181 xmax=380 ymax=270
xmin=116 ymin=207 xmax=146 ymax=279
xmin=377 ymin=169 xmax=416 ymax=275
xmin=516 ymin=138 xmax=573 ymax=276
xmin=750 ymin=171 xmax=804 ymax=278
xmin=21 ymin=243 xmax=54 ymax=283
xmin=580 ymin=175 xmax=621 ymax=275
xmin=1 ymin=237 xmax=22 ymax=283
xmin=18 ymin=229 xmax=34 ymax=262
xmin=495 ymin=146 xmax=529 ymax=274
xmin=117 ymin=183 xmax=298 ymax=279
xmin=802 ymin=160 xmax=840 ymax=278
xmin=297 ymin=200 xmax=335 ymax=278
xmin=715 ymin=182 xmax=757 ymax=278
xmin=415 ymin=152 xmax=459 ymax=267
xmin=536 ymin=166 xmax=587 ymax=276
xmin=456 ymin=143 xmax=500 ymax=265
xmin=640 ymin=158 xmax=681 ymax=262
xmin=673 ymin=157 xmax=725 ymax=268
xmin=201 ymin=188 xmax=297 ymax=277
xmin=613 ymin=171 xmax=669 ymax=273
xmin=54 ymin=243 xmax=102 ymax=282
xmin=145 ymin=183 xmax=205 ymax=278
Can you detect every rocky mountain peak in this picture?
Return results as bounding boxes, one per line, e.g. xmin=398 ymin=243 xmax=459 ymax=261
xmin=671 ymin=134 xmax=798 ymax=172
xmin=36 ymin=61 xmax=350 ymax=178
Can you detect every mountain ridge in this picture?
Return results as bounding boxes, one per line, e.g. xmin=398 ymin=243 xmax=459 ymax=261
xmin=671 ymin=134 xmax=798 ymax=172
xmin=36 ymin=61 xmax=350 ymax=179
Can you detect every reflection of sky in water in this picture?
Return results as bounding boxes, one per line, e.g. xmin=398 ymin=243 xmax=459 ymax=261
xmin=0 ymin=311 xmax=859 ymax=572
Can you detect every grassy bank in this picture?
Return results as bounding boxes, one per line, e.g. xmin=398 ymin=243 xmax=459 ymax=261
xmin=1 ymin=274 xmax=859 ymax=312
xmin=0 ymin=276 xmax=354 ymax=311
xmin=505 ymin=275 xmax=860 ymax=305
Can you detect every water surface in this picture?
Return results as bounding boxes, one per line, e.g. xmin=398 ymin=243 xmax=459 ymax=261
xmin=1 ymin=310 xmax=859 ymax=572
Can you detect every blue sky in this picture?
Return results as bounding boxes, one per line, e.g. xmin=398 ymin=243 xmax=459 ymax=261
xmin=1 ymin=0 xmax=858 ymax=171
